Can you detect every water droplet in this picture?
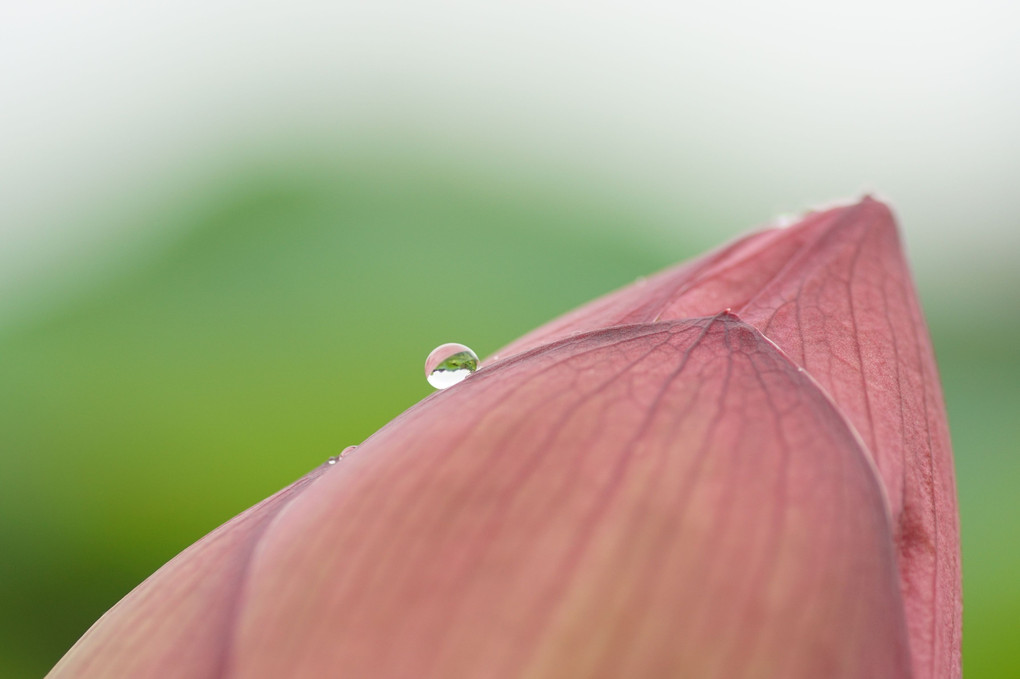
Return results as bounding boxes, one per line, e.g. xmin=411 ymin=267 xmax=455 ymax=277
xmin=773 ymin=212 xmax=807 ymax=228
xmin=425 ymin=343 xmax=478 ymax=389
xmin=327 ymin=445 xmax=358 ymax=465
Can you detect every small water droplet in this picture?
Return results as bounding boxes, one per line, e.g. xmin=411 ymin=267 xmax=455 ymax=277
xmin=425 ymin=343 xmax=478 ymax=389
xmin=327 ymin=446 xmax=358 ymax=465
xmin=773 ymin=212 xmax=807 ymax=228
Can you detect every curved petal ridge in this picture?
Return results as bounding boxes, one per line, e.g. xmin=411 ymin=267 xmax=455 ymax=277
xmin=489 ymin=197 xmax=959 ymax=678
xmin=227 ymin=315 xmax=910 ymax=678
xmin=735 ymin=199 xmax=960 ymax=679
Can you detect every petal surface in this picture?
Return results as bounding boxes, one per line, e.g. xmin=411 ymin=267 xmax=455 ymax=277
xmin=496 ymin=198 xmax=961 ymax=678
xmin=63 ymin=316 xmax=911 ymax=678
xmin=735 ymin=200 xmax=960 ymax=679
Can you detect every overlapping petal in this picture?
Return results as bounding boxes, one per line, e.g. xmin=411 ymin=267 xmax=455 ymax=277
xmin=50 ymin=197 xmax=959 ymax=679
xmin=498 ymin=197 xmax=961 ymax=678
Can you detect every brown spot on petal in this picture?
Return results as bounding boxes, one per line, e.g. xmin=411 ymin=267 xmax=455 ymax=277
xmin=736 ymin=199 xmax=959 ymax=679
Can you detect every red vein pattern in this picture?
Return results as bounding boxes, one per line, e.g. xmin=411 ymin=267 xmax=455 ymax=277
xmin=496 ymin=197 xmax=961 ymax=678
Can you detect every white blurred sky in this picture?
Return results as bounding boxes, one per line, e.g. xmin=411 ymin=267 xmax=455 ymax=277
xmin=1 ymin=0 xmax=1018 ymax=321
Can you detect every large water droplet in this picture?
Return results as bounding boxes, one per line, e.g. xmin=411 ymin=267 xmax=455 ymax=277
xmin=425 ymin=343 xmax=478 ymax=389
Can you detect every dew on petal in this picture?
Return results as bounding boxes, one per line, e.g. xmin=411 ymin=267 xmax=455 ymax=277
xmin=425 ymin=343 xmax=478 ymax=389
xmin=772 ymin=214 xmax=796 ymax=227
xmin=327 ymin=446 xmax=358 ymax=465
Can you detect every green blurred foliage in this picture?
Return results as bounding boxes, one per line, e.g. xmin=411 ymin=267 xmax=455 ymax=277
xmin=0 ymin=156 xmax=1015 ymax=677
xmin=932 ymin=317 xmax=1020 ymax=679
xmin=0 ymin=157 xmax=694 ymax=675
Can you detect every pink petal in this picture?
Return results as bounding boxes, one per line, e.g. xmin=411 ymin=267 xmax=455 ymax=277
xmin=736 ymin=200 xmax=960 ymax=679
xmin=497 ymin=197 xmax=961 ymax=678
xmin=53 ymin=316 xmax=911 ymax=678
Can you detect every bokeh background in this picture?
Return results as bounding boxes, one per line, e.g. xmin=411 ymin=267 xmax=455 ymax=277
xmin=2 ymin=1 xmax=1017 ymax=676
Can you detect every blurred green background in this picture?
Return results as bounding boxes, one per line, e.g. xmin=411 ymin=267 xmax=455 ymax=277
xmin=1 ymin=2 xmax=1017 ymax=677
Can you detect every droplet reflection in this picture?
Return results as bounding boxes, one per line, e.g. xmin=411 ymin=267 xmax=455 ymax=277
xmin=425 ymin=343 xmax=478 ymax=389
